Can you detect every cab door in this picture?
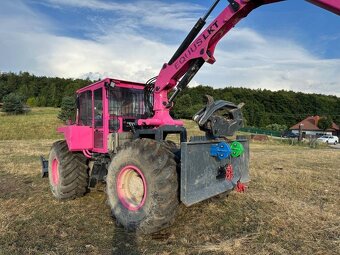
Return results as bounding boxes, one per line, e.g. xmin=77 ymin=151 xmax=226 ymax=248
xmin=93 ymin=88 xmax=104 ymax=150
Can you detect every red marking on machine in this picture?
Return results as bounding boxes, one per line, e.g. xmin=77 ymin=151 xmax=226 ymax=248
xmin=226 ymin=164 xmax=233 ymax=181
xmin=236 ymin=181 xmax=246 ymax=193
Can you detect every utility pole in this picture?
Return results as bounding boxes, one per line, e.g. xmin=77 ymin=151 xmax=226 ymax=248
xmin=298 ymin=123 xmax=304 ymax=142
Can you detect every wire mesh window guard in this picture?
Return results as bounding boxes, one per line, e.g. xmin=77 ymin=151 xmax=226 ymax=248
xmin=79 ymin=90 xmax=92 ymax=126
xmin=94 ymin=88 xmax=103 ymax=128
xmin=109 ymin=87 xmax=145 ymax=117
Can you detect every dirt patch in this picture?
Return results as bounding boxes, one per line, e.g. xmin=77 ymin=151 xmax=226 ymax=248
xmin=251 ymin=134 xmax=269 ymax=141
xmin=0 ymin=173 xmax=36 ymax=199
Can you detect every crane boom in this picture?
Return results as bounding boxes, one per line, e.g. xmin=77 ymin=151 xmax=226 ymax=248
xmin=138 ymin=0 xmax=340 ymax=127
xmin=307 ymin=0 xmax=340 ymax=15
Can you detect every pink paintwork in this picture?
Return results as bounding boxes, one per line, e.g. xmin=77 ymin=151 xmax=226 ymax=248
xmin=58 ymin=78 xmax=145 ymax=155
xmin=139 ymin=0 xmax=340 ymax=127
xmin=140 ymin=0 xmax=279 ymax=127
xmin=75 ymin=77 xmax=145 ymax=153
xmin=58 ymin=126 xmax=93 ymax=151
xmin=82 ymin=149 xmax=93 ymax=159
xmin=307 ymin=0 xmax=340 ymax=15
xmin=51 ymin=158 xmax=59 ymax=186
xmin=76 ymin=78 xmax=145 ymax=94
xmin=137 ymin=89 xmax=183 ymax=126
xmin=116 ymin=165 xmax=147 ymax=211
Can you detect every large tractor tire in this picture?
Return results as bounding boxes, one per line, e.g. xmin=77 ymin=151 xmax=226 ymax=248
xmin=48 ymin=140 xmax=88 ymax=200
xmin=106 ymin=139 xmax=179 ymax=234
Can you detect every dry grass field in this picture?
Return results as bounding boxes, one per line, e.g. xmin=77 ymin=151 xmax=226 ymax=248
xmin=0 ymin=108 xmax=339 ymax=255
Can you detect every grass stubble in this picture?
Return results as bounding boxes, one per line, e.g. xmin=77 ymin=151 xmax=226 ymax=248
xmin=0 ymin=108 xmax=339 ymax=254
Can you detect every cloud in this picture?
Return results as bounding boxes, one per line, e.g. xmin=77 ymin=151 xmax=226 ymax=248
xmin=40 ymin=0 xmax=133 ymax=11
xmin=37 ymin=0 xmax=204 ymax=32
xmin=195 ymin=28 xmax=340 ymax=96
xmin=0 ymin=0 xmax=339 ymax=96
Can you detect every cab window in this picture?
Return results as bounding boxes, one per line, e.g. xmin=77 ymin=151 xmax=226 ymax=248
xmin=94 ymin=88 xmax=103 ymax=128
xmin=79 ymin=91 xmax=92 ymax=126
xmin=109 ymin=87 xmax=145 ymax=117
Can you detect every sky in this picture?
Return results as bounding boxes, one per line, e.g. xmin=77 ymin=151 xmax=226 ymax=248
xmin=0 ymin=0 xmax=339 ymax=96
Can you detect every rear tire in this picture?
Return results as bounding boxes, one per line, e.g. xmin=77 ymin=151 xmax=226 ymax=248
xmin=106 ymin=139 xmax=179 ymax=234
xmin=48 ymin=140 xmax=88 ymax=200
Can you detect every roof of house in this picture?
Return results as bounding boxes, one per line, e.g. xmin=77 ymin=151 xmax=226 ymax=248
xmin=290 ymin=116 xmax=340 ymax=131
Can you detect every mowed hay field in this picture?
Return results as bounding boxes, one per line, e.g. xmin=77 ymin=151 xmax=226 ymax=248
xmin=0 ymin=108 xmax=339 ymax=255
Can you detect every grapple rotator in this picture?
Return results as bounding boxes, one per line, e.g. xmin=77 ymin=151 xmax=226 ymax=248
xmin=193 ymin=95 xmax=244 ymax=137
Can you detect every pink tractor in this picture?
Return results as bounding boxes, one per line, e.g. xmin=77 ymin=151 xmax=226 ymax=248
xmin=44 ymin=0 xmax=340 ymax=234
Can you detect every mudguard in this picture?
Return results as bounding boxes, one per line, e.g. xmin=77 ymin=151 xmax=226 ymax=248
xmin=180 ymin=137 xmax=249 ymax=206
xmin=193 ymin=95 xmax=244 ymax=137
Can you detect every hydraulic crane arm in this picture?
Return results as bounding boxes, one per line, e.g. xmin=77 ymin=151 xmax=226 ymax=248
xmin=307 ymin=0 xmax=340 ymax=15
xmin=138 ymin=0 xmax=340 ymax=127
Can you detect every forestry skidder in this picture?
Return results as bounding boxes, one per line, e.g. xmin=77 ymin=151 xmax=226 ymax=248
xmin=43 ymin=0 xmax=340 ymax=234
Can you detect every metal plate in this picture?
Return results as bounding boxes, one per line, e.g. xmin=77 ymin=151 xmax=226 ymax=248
xmin=180 ymin=139 xmax=249 ymax=206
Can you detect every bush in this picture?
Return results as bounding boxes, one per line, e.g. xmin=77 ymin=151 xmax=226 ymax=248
xmin=318 ymin=116 xmax=332 ymax=131
xmin=58 ymin=96 xmax=76 ymax=122
xmin=26 ymin=97 xmax=38 ymax=107
xmin=266 ymin=123 xmax=287 ymax=132
xmin=2 ymin=93 xmax=24 ymax=114
xmin=172 ymin=94 xmax=204 ymax=119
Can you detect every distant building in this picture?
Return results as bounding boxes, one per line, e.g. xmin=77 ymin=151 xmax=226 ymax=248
xmin=290 ymin=116 xmax=340 ymax=137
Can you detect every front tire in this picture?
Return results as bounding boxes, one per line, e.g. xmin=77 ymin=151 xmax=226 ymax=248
xmin=106 ymin=139 xmax=179 ymax=234
xmin=48 ymin=140 xmax=88 ymax=200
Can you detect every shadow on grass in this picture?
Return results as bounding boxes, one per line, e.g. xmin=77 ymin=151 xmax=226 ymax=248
xmin=110 ymin=207 xmax=175 ymax=255
xmin=0 ymin=171 xmax=43 ymax=200
xmin=111 ymin=226 xmax=141 ymax=255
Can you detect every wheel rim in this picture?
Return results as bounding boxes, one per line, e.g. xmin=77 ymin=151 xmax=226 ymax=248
xmin=116 ymin=165 xmax=147 ymax=211
xmin=51 ymin=158 xmax=59 ymax=186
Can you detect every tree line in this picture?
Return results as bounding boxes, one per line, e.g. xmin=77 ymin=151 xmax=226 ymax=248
xmin=172 ymin=86 xmax=340 ymax=128
xmin=0 ymin=72 xmax=91 ymax=107
xmin=1 ymin=71 xmax=340 ymax=128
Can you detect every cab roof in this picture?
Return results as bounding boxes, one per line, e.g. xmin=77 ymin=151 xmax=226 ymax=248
xmin=76 ymin=78 xmax=145 ymax=94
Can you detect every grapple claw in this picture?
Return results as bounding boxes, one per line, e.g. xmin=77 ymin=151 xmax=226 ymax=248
xmin=193 ymin=95 xmax=244 ymax=137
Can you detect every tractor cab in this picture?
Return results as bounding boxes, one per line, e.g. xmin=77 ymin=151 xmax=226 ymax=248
xmin=58 ymin=78 xmax=145 ymax=154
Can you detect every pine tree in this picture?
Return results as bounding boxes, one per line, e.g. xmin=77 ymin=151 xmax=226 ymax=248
xmin=58 ymin=96 xmax=76 ymax=122
xmin=2 ymin=93 xmax=24 ymax=114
